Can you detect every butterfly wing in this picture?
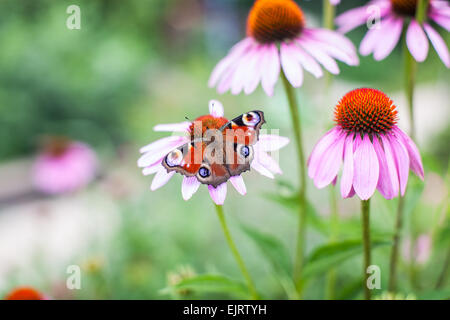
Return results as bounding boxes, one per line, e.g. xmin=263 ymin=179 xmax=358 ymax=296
xmin=222 ymin=111 xmax=265 ymax=176
xmin=162 ymin=140 xmax=230 ymax=188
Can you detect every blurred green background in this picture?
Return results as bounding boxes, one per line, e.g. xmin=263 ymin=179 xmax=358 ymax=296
xmin=0 ymin=0 xmax=448 ymax=300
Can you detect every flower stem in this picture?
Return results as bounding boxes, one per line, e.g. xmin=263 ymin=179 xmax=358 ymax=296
xmin=323 ymin=0 xmax=336 ymax=30
xmin=214 ymin=204 xmax=259 ymax=300
xmin=280 ymin=71 xmax=308 ymax=296
xmin=361 ymin=199 xmax=371 ymax=300
xmin=326 ymin=186 xmax=339 ymax=300
xmin=388 ymin=196 xmax=405 ymax=292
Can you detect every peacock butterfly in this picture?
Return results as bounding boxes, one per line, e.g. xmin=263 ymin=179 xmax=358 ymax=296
xmin=162 ymin=110 xmax=265 ymax=187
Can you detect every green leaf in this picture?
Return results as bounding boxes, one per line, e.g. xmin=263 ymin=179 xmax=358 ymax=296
xmin=302 ymin=239 xmax=391 ymax=278
xmin=240 ymin=224 xmax=291 ymax=276
xmin=161 ymin=274 xmax=249 ymax=298
xmin=417 ymin=289 xmax=450 ymax=300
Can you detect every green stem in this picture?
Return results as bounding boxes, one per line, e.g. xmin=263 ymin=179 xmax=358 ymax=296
xmin=361 ymin=199 xmax=371 ymax=300
xmin=326 ymin=186 xmax=339 ymax=300
xmin=214 ymin=204 xmax=259 ymax=300
xmin=436 ymin=246 xmax=450 ymax=289
xmin=323 ymin=0 xmax=336 ymax=30
xmin=280 ymin=71 xmax=307 ymax=296
xmin=388 ymin=197 xmax=405 ymax=292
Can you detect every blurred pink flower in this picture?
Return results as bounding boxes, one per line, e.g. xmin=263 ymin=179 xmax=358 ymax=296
xmin=209 ymin=0 xmax=358 ymax=96
xmin=336 ymin=0 xmax=450 ymax=67
xmin=308 ymin=88 xmax=424 ymax=200
xmin=32 ymin=138 xmax=98 ymax=195
xmin=330 ymin=0 xmax=341 ymax=5
xmin=402 ymin=234 xmax=432 ymax=265
xmin=138 ymin=100 xmax=289 ymax=205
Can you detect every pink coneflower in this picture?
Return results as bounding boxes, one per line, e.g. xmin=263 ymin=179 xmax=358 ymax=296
xmin=209 ymin=0 xmax=359 ymax=96
xmin=4 ymin=287 xmax=48 ymax=300
xmin=32 ymin=137 xmax=98 ymax=195
xmin=336 ymin=0 xmax=450 ymax=67
xmin=308 ymin=88 xmax=424 ymax=200
xmin=138 ymin=100 xmax=289 ymax=205
xmin=402 ymin=234 xmax=432 ymax=264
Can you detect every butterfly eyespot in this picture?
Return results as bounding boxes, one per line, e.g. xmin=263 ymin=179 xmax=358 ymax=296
xmin=198 ymin=166 xmax=210 ymax=178
xmin=240 ymin=145 xmax=250 ymax=158
xmin=166 ymin=149 xmax=183 ymax=167
xmin=243 ymin=112 xmax=260 ymax=126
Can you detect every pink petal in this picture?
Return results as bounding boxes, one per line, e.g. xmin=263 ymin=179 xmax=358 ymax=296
xmin=305 ymin=28 xmax=358 ymax=60
xmin=380 ymin=134 xmax=400 ymax=198
xmin=208 ymin=38 xmax=254 ymax=88
xmin=430 ymin=12 xmax=450 ymax=32
xmin=290 ymin=43 xmax=323 ymax=78
xmin=359 ymin=24 xmax=382 ymax=56
xmin=181 ymin=176 xmax=201 ymax=200
xmin=298 ymin=39 xmax=339 ymax=74
xmin=261 ymin=43 xmax=280 ymax=96
xmin=244 ymin=45 xmax=266 ymax=94
xmin=423 ymin=23 xmax=450 ymax=68
xmin=336 ymin=6 xmax=371 ymax=34
xmin=340 ymin=134 xmax=354 ymax=198
xmin=330 ymin=0 xmax=340 ymax=5
xmin=254 ymin=150 xmax=283 ymax=175
xmin=308 ymin=127 xmax=342 ymax=179
xmin=393 ymin=127 xmax=424 ymax=180
xmin=251 ymin=159 xmax=275 ymax=179
xmin=230 ymin=46 xmax=261 ymax=95
xmin=280 ymin=42 xmax=304 ymax=87
xmin=373 ymin=16 xmax=403 ymax=61
xmin=406 ymin=20 xmax=429 ymax=62
xmin=353 ymin=134 xmax=380 ymax=200
xmin=373 ymin=136 xmax=396 ymax=199
xmin=313 ymin=133 xmax=346 ymax=189
xmin=142 ymin=161 xmax=164 ymax=176
xmin=388 ymin=133 xmax=410 ymax=196
xmin=138 ymin=136 xmax=188 ymax=167
xmin=151 ymin=168 xmax=175 ymax=191
xmin=153 ymin=122 xmax=191 ymax=132
xmin=256 ymin=134 xmax=290 ymax=151
xmin=208 ymin=183 xmax=227 ymax=205
xmin=209 ymin=100 xmax=224 ymax=118
xmin=230 ymin=175 xmax=247 ymax=195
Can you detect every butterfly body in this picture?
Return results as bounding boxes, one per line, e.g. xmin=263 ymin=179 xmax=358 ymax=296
xmin=162 ymin=111 xmax=265 ymax=188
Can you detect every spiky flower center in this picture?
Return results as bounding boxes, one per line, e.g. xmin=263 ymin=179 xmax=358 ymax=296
xmin=334 ymin=88 xmax=398 ymax=135
xmin=390 ymin=0 xmax=423 ymax=17
xmin=247 ymin=0 xmax=305 ymax=44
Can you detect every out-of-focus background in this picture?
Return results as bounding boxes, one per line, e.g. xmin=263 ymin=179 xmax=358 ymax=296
xmin=0 ymin=0 xmax=448 ymax=299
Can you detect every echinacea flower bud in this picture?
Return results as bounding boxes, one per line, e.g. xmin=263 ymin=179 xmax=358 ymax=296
xmin=308 ymin=88 xmax=424 ymax=201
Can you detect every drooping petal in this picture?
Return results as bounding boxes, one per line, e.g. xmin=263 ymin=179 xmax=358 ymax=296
xmin=261 ymin=43 xmax=280 ymax=96
xmin=257 ymin=134 xmax=290 ymax=151
xmin=380 ymin=134 xmax=400 ymax=197
xmin=298 ymin=40 xmax=339 ymax=74
xmin=244 ymin=45 xmax=266 ymax=94
xmin=335 ymin=6 xmax=372 ymax=34
xmin=280 ymin=42 xmax=304 ymax=88
xmin=373 ymin=16 xmax=403 ymax=61
xmin=151 ymin=168 xmax=175 ymax=191
xmin=305 ymin=28 xmax=358 ymax=61
xmin=208 ymin=183 xmax=227 ymax=205
xmin=230 ymin=175 xmax=247 ymax=195
xmin=209 ymin=38 xmax=255 ymax=88
xmin=181 ymin=176 xmax=201 ymax=200
xmin=153 ymin=122 xmax=191 ymax=133
xmin=142 ymin=161 xmax=164 ymax=176
xmin=230 ymin=45 xmax=262 ymax=95
xmin=209 ymin=100 xmax=224 ymax=118
xmin=423 ymin=23 xmax=450 ymax=68
xmin=313 ymin=133 xmax=346 ymax=189
xmin=290 ymin=43 xmax=323 ymax=78
xmin=340 ymin=134 xmax=354 ymax=198
xmin=388 ymin=133 xmax=410 ymax=196
xmin=308 ymin=127 xmax=342 ymax=179
xmin=392 ymin=127 xmax=424 ymax=180
xmin=373 ymin=136 xmax=396 ymax=199
xmin=359 ymin=24 xmax=382 ymax=56
xmin=406 ymin=20 xmax=429 ymax=62
xmin=353 ymin=134 xmax=379 ymax=200
xmin=429 ymin=12 xmax=450 ymax=32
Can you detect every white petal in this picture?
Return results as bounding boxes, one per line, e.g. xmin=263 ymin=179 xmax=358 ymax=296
xmin=151 ymin=168 xmax=175 ymax=191
xmin=153 ymin=122 xmax=191 ymax=132
xmin=181 ymin=176 xmax=201 ymax=200
xmin=230 ymin=176 xmax=247 ymax=195
xmin=208 ymin=183 xmax=227 ymax=205
xmin=209 ymin=100 xmax=224 ymax=118
xmin=256 ymin=135 xmax=290 ymax=151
